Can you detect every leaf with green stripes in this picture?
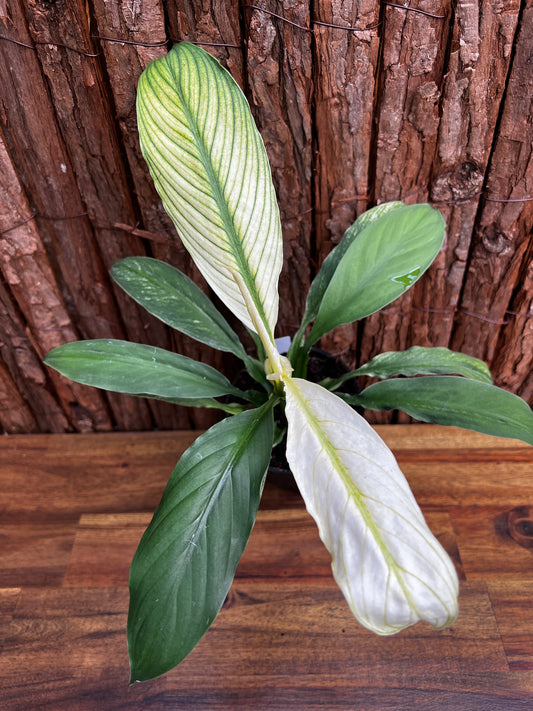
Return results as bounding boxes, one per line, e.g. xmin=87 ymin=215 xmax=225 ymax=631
xmin=137 ymin=42 xmax=282 ymax=342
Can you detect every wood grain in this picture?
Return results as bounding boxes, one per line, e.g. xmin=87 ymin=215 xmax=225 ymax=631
xmin=1 ymin=426 xmax=532 ymax=709
xmin=415 ymin=0 xmax=520 ymax=348
xmin=0 ymin=0 xmax=532 ymax=433
xmin=244 ymin=1 xmax=313 ymax=336
xmin=451 ymin=3 xmax=533 ymax=367
xmin=313 ymin=0 xmax=380 ymax=363
xmin=0 ymin=126 xmax=112 ymax=432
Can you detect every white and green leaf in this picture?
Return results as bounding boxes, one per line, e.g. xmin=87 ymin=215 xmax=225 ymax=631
xmin=283 ymin=378 xmax=459 ymax=635
xmin=137 ymin=42 xmax=282 ymax=340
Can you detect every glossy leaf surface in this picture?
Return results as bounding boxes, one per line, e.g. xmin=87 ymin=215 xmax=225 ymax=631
xmin=308 ymin=204 xmax=445 ymax=344
xmin=137 ymin=42 xmax=282 ymax=338
xmin=128 ymin=401 xmax=274 ymax=681
xmin=111 ymin=257 xmax=247 ymax=359
xmin=349 ymin=347 xmax=492 ymax=383
xmin=44 ymin=339 xmax=240 ymax=400
xmin=346 ymin=376 xmax=533 ymax=445
xmin=284 ymin=378 xmax=459 ymax=635
xmin=296 ymin=202 xmax=403 ymax=340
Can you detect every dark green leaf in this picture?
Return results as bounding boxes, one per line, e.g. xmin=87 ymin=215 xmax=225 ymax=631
xmin=128 ymin=401 xmax=275 ymax=681
xmin=111 ymin=257 xmax=247 ymax=359
xmin=137 ymin=394 xmax=248 ymax=414
xmin=44 ymin=339 xmax=241 ymax=400
xmin=350 ymin=347 xmax=492 ymax=383
xmin=308 ymin=204 xmax=445 ymax=344
xmin=343 ymin=376 xmax=533 ymax=445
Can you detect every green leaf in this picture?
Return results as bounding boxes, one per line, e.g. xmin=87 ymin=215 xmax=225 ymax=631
xmin=137 ymin=42 xmax=282 ymax=341
xmin=111 ymin=257 xmax=248 ymax=360
xmin=295 ymin=202 xmax=403 ymax=340
xmin=128 ymin=400 xmax=274 ymax=681
xmin=333 ymin=346 xmax=492 ymax=386
xmin=343 ymin=376 xmax=533 ymax=445
xmin=136 ymin=394 xmax=248 ymax=415
xmin=307 ymin=203 xmax=445 ymax=344
xmin=44 ymin=339 xmax=242 ymax=400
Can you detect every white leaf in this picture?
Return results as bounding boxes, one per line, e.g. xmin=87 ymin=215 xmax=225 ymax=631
xmin=283 ymin=378 xmax=459 ymax=635
xmin=136 ymin=42 xmax=283 ymax=338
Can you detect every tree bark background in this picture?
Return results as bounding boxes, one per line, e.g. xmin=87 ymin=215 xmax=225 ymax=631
xmin=0 ymin=0 xmax=531 ymax=433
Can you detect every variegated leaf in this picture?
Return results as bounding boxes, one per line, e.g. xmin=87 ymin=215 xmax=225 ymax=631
xmin=283 ymin=378 xmax=459 ymax=635
xmin=136 ymin=42 xmax=282 ymax=339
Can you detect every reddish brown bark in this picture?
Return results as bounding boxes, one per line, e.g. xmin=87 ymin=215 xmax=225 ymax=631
xmin=167 ymin=0 xmax=244 ymax=87
xmin=244 ymin=2 xmax=313 ymax=338
xmin=0 ymin=357 xmax=39 ymax=434
xmin=0 ymin=0 xmax=531 ymax=432
xmin=21 ymin=0 xmax=183 ymax=428
xmin=451 ymin=3 xmax=533 ymax=366
xmin=0 ymin=0 xmax=154 ymax=430
xmin=0 ymin=128 xmax=111 ymax=432
xmin=358 ymin=0 xmax=451 ymax=422
xmin=413 ymin=0 xmax=521 ymax=348
xmin=492 ymin=243 xmax=533 ymax=406
xmin=313 ymin=0 xmax=381 ymax=363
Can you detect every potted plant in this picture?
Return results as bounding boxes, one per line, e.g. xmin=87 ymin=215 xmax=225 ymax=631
xmin=44 ymin=42 xmax=533 ymax=682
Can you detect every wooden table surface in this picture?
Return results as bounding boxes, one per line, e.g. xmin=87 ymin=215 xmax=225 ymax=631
xmin=1 ymin=425 xmax=533 ymax=710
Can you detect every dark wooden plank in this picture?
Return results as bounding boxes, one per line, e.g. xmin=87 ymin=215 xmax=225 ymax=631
xmin=1 ymin=427 xmax=530 ymax=519
xmin=0 ymin=587 xmax=20 ymax=617
xmin=62 ymin=508 xmax=462 ymax=588
xmin=450 ymin=505 xmax=533 ymax=580
xmin=489 ymin=581 xmax=533 ymax=670
xmin=0 ymin=431 xmax=198 ymax=520
xmin=0 ymin=582 xmax=515 ymax=711
xmin=1 ymin=427 xmax=532 ymax=708
xmin=0 ymin=523 xmax=76 ymax=587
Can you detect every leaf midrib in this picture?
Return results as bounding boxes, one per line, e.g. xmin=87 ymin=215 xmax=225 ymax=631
xmin=168 ymin=52 xmax=274 ymax=343
xmin=286 ymin=378 xmax=418 ymax=621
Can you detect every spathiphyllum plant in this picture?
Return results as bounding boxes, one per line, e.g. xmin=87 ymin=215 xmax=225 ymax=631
xmin=44 ymin=43 xmax=533 ymax=682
